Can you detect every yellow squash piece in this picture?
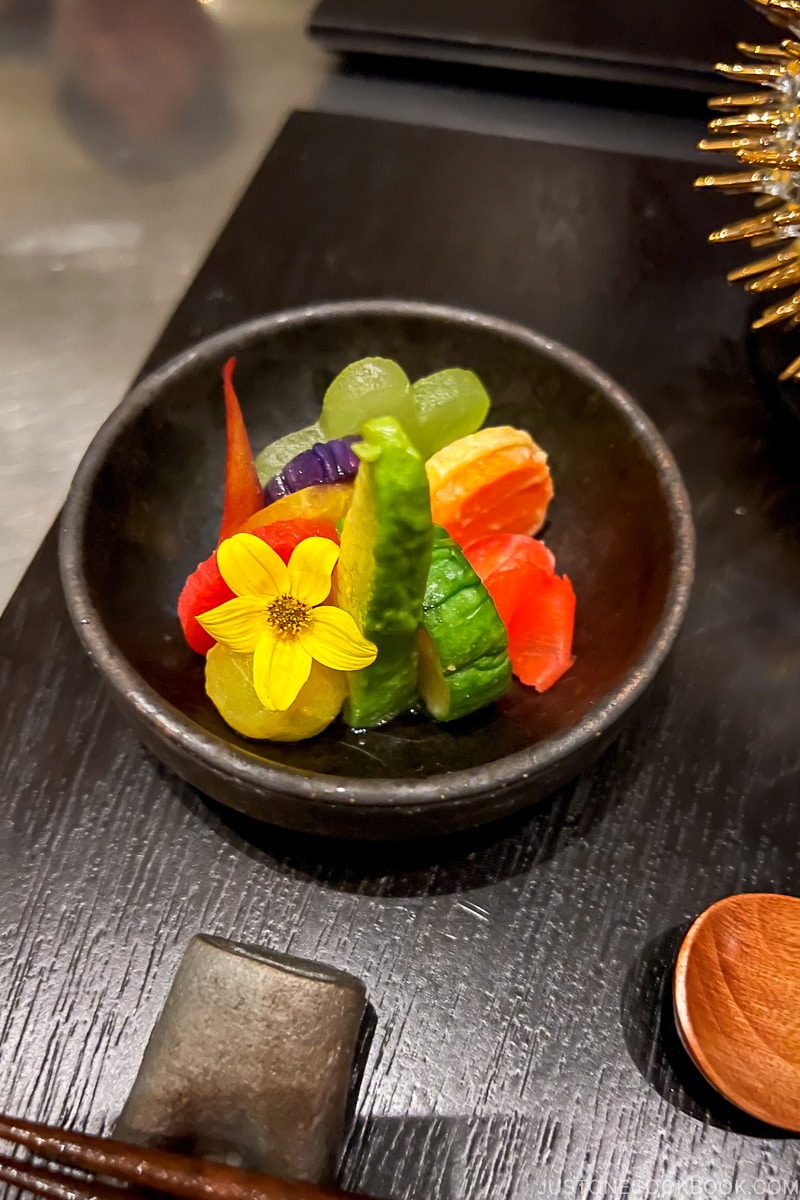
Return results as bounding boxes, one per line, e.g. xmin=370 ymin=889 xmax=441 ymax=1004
xmin=239 ymin=483 xmax=353 ymax=532
xmin=206 ymin=645 xmax=346 ymax=741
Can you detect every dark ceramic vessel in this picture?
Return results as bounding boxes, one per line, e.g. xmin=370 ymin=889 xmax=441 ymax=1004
xmin=59 ymin=301 xmax=694 ymax=839
xmin=116 ymin=934 xmax=366 ymax=1180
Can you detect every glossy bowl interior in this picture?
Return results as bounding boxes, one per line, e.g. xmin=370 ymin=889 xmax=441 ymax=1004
xmin=60 ymin=302 xmax=693 ymax=839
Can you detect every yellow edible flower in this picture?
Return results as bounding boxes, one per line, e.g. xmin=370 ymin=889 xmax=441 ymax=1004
xmin=197 ymin=533 xmax=376 ymax=711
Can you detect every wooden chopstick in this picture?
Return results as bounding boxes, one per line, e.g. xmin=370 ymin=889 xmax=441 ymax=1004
xmin=0 ymin=1114 xmax=375 ymax=1200
xmin=0 ymin=1153 xmax=153 ymax=1200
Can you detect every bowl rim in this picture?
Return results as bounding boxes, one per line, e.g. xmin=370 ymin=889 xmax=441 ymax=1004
xmin=59 ymin=298 xmax=695 ymax=813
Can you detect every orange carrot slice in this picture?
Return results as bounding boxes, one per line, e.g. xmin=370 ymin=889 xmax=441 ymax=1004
xmin=426 ymin=426 xmax=553 ymax=546
xmin=218 ymin=357 xmax=264 ymax=543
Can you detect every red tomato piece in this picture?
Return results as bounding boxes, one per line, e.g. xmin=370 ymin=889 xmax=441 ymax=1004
xmin=463 ymin=533 xmax=555 ymax=626
xmin=253 ymin=518 xmax=339 ymax=564
xmin=464 ymin=532 xmax=555 ymax=579
xmin=178 ymin=519 xmax=339 ymax=655
xmin=463 ymin=531 xmax=575 ymax=693
xmin=508 ymin=568 xmax=576 ymax=692
xmin=178 ymin=560 xmax=234 ymax=655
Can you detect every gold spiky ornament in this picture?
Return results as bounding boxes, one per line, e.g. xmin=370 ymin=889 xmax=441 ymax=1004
xmin=697 ymin=0 xmax=800 ymax=380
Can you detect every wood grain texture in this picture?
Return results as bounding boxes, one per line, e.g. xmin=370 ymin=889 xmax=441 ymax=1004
xmin=1 ymin=112 xmax=800 ymax=1198
xmin=674 ymin=894 xmax=800 ymax=1133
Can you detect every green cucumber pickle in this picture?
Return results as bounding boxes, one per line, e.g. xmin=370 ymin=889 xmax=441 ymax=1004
xmin=337 ymin=416 xmax=433 ymax=728
xmin=419 ymin=527 xmax=511 ymax=721
xmin=320 ymin=358 xmax=416 ymax=440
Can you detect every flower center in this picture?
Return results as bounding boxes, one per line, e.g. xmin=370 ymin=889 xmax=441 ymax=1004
xmin=266 ymin=593 xmax=312 ymax=635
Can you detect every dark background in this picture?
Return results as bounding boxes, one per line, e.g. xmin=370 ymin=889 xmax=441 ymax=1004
xmin=310 ymin=0 xmax=769 ymax=90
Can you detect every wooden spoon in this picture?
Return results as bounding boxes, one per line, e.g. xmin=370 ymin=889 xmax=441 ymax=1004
xmin=673 ymin=893 xmax=800 ymax=1132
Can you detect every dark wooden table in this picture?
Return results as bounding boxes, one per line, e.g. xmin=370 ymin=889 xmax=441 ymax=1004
xmin=309 ymin=0 xmax=767 ymax=91
xmin=1 ymin=111 xmax=799 ymax=1198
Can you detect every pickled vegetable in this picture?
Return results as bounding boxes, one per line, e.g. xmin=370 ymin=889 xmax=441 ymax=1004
xmin=219 ymin=357 xmax=263 ymax=542
xmin=320 ymin=358 xmax=415 ymax=440
xmin=419 ymin=527 xmax=510 ymax=721
xmin=411 ymin=368 xmax=491 ymax=459
xmin=178 ymin=518 xmax=338 ymax=655
xmin=463 ymin=532 xmax=575 ymax=692
xmin=239 ymin=483 xmax=354 ymax=533
xmin=206 ymin=647 xmax=346 ymax=741
xmin=426 ymin=425 xmax=553 ymax=545
xmin=254 ymin=422 xmax=324 ymax=487
xmin=264 ymin=436 xmax=361 ymax=502
xmin=337 ymin=416 xmax=433 ymax=728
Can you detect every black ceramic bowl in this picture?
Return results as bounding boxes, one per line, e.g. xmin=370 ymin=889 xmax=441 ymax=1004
xmin=60 ymin=301 xmax=694 ymax=840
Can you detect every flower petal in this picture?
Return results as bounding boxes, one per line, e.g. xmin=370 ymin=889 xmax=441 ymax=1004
xmin=253 ymin=632 xmax=312 ymax=711
xmin=217 ymin=533 xmax=288 ymax=599
xmin=287 ymin=536 xmax=340 ymax=607
xmin=251 ymin=632 xmax=277 ymax=709
xmin=196 ymin=597 xmax=266 ymax=652
xmin=301 ymin=606 xmax=378 ymax=671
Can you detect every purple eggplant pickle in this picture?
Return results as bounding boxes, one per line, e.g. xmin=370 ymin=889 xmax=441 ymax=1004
xmin=264 ymin=435 xmax=361 ymax=502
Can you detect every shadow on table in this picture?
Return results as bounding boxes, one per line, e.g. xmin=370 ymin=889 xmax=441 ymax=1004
xmin=169 ymin=662 xmax=679 ymax=897
xmin=621 ymin=924 xmax=795 ymax=1138
xmin=178 ymin=771 xmax=607 ymax=898
xmin=168 ymin=678 xmax=668 ymax=897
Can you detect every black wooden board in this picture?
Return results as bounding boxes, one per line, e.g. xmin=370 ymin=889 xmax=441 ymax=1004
xmin=309 ymin=0 xmax=768 ymax=92
xmin=1 ymin=111 xmax=800 ymax=1197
